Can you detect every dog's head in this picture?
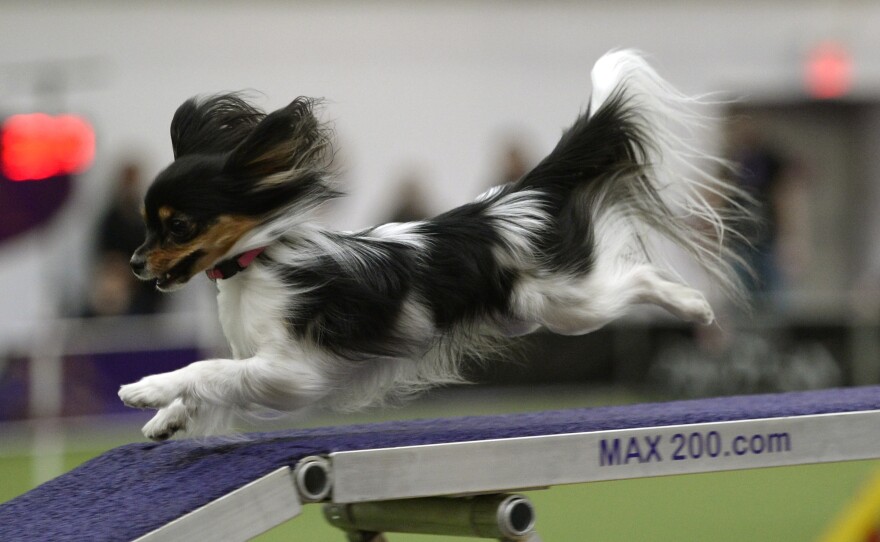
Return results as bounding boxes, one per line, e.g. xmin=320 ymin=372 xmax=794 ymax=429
xmin=130 ymin=94 xmax=336 ymax=291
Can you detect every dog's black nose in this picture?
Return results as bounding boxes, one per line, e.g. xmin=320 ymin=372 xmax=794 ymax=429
xmin=130 ymin=254 xmax=146 ymax=276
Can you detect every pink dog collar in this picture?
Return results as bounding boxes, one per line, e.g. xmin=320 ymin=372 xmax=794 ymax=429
xmin=206 ymin=247 xmax=266 ymax=280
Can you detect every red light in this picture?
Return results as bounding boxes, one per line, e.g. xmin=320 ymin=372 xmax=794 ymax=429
xmin=805 ymin=41 xmax=853 ymax=99
xmin=1 ymin=113 xmax=95 ymax=181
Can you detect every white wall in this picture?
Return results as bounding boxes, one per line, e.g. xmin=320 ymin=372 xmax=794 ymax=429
xmin=2 ymin=1 xmax=880 ymax=345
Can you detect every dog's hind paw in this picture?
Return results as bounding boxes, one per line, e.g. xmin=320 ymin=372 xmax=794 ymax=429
xmin=651 ymin=280 xmax=716 ymax=326
xmin=143 ymin=399 xmax=188 ymax=441
xmin=680 ymin=291 xmax=715 ymax=325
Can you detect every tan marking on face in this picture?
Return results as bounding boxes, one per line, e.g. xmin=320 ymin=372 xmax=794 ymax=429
xmin=189 ymin=215 xmax=261 ymax=272
xmin=158 ymin=206 xmax=175 ymax=222
xmin=144 ymin=215 xmax=260 ymax=279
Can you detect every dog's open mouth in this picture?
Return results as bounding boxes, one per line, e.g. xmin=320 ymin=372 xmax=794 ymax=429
xmin=155 ymin=250 xmax=204 ymax=291
xmin=155 ymin=270 xmax=183 ymax=291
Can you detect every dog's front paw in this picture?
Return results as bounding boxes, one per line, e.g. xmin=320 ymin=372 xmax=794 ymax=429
xmin=142 ymin=400 xmax=189 ymax=441
xmin=119 ymin=374 xmax=181 ymax=410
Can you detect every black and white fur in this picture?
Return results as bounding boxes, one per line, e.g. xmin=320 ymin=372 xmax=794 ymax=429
xmin=120 ymin=51 xmax=747 ymax=440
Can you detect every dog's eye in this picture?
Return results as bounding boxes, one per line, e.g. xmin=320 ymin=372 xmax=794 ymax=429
xmin=168 ymin=218 xmax=192 ymax=239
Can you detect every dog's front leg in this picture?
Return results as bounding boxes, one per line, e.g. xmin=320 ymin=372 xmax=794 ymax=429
xmin=119 ymin=354 xmax=327 ymax=440
xmin=141 ymin=399 xmax=189 ymax=441
xmin=118 ymin=367 xmax=191 ymax=411
xmin=119 ymin=363 xmax=208 ymax=440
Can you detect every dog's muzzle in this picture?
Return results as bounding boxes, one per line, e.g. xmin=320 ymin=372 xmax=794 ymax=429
xmin=130 ymin=253 xmax=149 ymax=280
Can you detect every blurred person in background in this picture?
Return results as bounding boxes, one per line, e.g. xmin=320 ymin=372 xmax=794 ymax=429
xmin=492 ymin=136 xmax=533 ymax=186
xmin=386 ymin=169 xmax=432 ymax=223
xmin=83 ymin=161 xmax=164 ymax=317
xmin=726 ymin=119 xmax=797 ymax=308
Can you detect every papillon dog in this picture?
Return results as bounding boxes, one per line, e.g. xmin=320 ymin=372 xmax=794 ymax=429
xmin=121 ymin=50 xmax=747 ymax=440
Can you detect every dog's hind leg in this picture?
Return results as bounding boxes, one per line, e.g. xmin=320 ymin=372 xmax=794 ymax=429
xmin=512 ymin=264 xmax=714 ymax=336
xmin=633 ymin=267 xmax=715 ymax=325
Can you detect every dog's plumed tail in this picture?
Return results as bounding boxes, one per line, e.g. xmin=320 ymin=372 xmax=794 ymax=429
xmin=512 ymin=49 xmax=747 ymax=301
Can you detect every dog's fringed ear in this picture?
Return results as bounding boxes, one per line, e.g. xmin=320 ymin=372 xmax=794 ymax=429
xmin=224 ymin=97 xmax=328 ymax=178
xmin=170 ymin=94 xmax=265 ymax=159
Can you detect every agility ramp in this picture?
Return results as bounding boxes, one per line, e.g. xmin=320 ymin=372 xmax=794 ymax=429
xmin=1 ymin=386 xmax=879 ymax=541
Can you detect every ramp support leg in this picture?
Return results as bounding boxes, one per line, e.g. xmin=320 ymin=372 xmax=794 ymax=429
xmin=323 ymin=493 xmax=540 ymax=541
